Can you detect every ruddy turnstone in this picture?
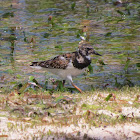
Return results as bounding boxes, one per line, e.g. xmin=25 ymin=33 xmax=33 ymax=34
xmin=30 ymin=38 xmax=101 ymax=93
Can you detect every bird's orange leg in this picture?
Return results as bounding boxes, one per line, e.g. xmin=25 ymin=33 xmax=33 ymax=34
xmin=71 ymin=82 xmax=82 ymax=93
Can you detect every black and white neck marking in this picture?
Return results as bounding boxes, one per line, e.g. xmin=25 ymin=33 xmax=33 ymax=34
xmin=73 ymin=52 xmax=91 ymax=69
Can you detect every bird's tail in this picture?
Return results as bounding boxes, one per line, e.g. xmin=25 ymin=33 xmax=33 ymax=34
xmin=30 ymin=62 xmax=39 ymax=66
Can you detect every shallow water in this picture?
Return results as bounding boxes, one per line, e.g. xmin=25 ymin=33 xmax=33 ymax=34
xmin=0 ymin=0 xmax=140 ymax=91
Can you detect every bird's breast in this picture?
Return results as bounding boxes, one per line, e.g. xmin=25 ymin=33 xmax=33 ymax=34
xmin=73 ymin=56 xmax=91 ymax=69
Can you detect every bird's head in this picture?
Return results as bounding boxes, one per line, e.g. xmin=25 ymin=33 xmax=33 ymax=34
xmin=78 ymin=42 xmax=101 ymax=56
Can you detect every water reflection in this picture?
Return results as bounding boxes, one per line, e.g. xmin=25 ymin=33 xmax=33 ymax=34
xmin=9 ymin=27 xmax=16 ymax=69
xmin=0 ymin=0 xmax=139 ymax=90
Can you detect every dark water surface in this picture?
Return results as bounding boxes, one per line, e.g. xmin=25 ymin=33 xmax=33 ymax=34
xmin=0 ymin=0 xmax=140 ymax=91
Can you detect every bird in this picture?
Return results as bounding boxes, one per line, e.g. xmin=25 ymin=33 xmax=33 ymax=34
xmin=30 ymin=37 xmax=101 ymax=93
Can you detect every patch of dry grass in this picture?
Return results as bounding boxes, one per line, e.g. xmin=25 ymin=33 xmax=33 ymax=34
xmin=0 ymin=86 xmax=140 ymax=139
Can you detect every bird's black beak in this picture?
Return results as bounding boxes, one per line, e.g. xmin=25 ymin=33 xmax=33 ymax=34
xmin=93 ymin=50 xmax=102 ymax=56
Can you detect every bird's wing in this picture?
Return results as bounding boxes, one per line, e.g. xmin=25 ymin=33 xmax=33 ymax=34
xmin=31 ymin=53 xmax=75 ymax=69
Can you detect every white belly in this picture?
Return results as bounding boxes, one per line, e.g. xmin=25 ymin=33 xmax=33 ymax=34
xmin=31 ymin=65 xmax=85 ymax=80
xmin=47 ymin=67 xmax=85 ymax=80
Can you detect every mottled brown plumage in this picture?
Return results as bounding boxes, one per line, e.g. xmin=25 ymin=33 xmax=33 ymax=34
xmin=31 ymin=53 xmax=75 ymax=69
